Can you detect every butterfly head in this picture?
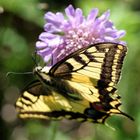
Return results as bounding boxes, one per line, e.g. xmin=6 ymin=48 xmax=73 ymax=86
xmin=34 ymin=66 xmax=51 ymax=74
xmin=34 ymin=66 xmax=52 ymax=83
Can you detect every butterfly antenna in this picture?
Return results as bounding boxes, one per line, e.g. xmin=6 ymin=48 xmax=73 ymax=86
xmin=6 ymin=71 xmax=33 ymax=77
xmin=32 ymin=49 xmax=39 ymax=67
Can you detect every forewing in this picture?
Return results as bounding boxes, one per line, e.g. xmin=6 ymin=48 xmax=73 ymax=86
xmin=49 ymin=43 xmax=127 ymax=87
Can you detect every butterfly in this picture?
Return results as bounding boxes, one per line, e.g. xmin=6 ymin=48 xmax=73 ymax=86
xmin=16 ymin=42 xmax=133 ymax=124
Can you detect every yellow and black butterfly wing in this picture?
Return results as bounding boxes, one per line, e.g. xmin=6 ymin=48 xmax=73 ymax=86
xmin=16 ymin=80 xmax=112 ymax=123
xmin=16 ymin=80 xmax=85 ymax=120
xmin=49 ymin=42 xmax=127 ymax=87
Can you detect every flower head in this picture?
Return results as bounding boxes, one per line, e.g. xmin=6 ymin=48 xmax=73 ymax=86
xmin=36 ymin=5 xmax=126 ymax=66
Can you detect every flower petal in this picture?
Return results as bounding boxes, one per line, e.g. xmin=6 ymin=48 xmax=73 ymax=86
xmin=98 ymin=10 xmax=110 ymax=23
xmin=45 ymin=12 xmax=63 ymax=27
xmin=87 ymin=8 xmax=98 ymax=21
xmin=36 ymin=41 xmax=46 ymax=47
xmin=65 ymin=5 xmax=75 ymax=18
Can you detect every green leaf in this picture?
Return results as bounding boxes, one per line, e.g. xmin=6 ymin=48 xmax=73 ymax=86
xmin=0 ymin=27 xmax=32 ymax=70
xmin=0 ymin=0 xmax=44 ymax=26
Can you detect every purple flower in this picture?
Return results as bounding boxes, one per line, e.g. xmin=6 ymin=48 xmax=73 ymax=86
xmin=36 ymin=5 xmax=126 ymax=66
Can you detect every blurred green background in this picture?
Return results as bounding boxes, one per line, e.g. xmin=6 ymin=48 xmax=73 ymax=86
xmin=0 ymin=0 xmax=140 ymax=140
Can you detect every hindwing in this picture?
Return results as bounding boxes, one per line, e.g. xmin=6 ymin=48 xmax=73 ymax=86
xmin=16 ymin=80 xmax=133 ymax=122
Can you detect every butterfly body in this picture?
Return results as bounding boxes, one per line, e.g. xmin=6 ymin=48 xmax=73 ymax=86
xmin=16 ymin=43 xmax=133 ymax=123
